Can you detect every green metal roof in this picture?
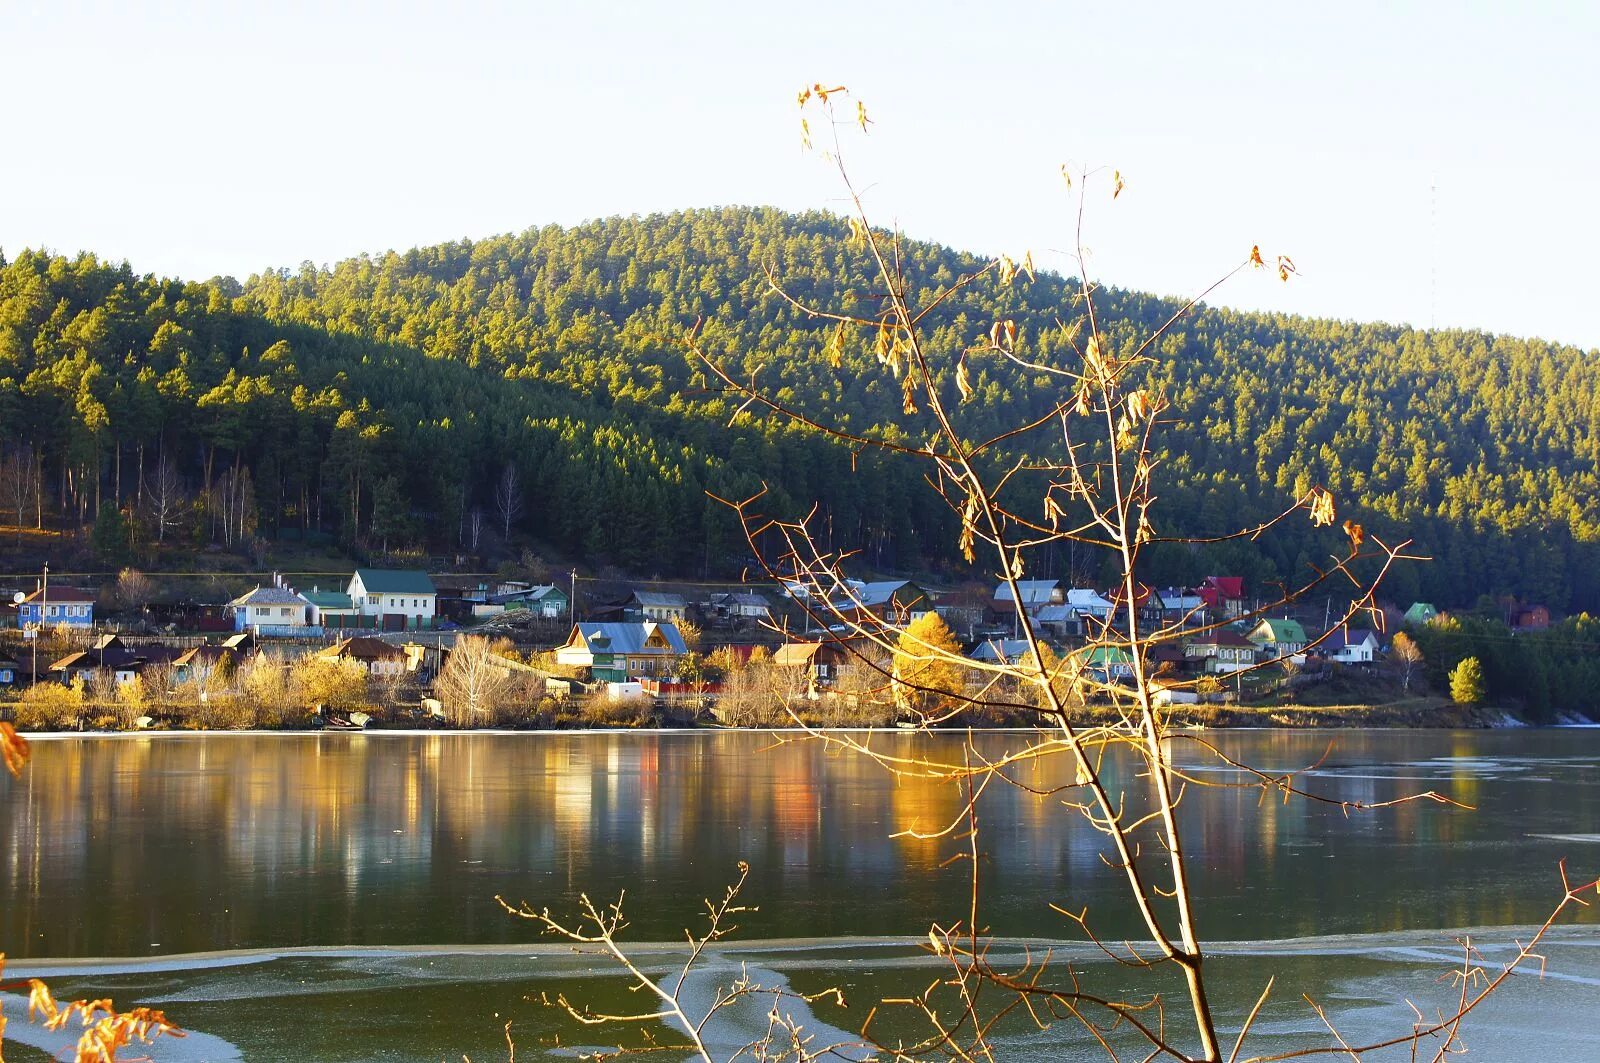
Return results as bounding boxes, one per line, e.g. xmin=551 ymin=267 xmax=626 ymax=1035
xmin=353 ymin=569 xmax=436 ymax=595
xmin=304 ymin=590 xmax=354 ymax=609
xmin=1252 ymin=618 xmax=1309 ymax=644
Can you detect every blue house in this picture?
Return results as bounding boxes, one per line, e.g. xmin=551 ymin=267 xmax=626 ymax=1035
xmin=15 ymin=586 xmax=96 ymax=629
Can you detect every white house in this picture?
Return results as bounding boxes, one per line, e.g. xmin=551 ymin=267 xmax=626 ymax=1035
xmin=227 ymin=583 xmax=314 ymax=635
xmin=1328 ymin=628 xmax=1381 ymax=664
xmin=347 ymin=569 xmax=437 ymax=630
xmin=1066 ymin=589 xmax=1115 ymax=621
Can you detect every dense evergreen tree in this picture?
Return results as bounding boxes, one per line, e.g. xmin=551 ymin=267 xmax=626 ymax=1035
xmin=2 ymin=208 xmax=1598 ymax=604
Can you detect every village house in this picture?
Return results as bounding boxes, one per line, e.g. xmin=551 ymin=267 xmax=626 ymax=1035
xmin=626 ymin=591 xmax=689 ymax=622
xmin=497 ymin=584 xmax=570 ymax=618
xmin=0 ymin=653 xmax=17 ymax=686
xmin=969 ymin=638 xmax=1036 ymax=665
xmin=992 ymin=579 xmax=1063 ymax=612
xmin=1197 ymin=576 xmax=1247 ymax=619
xmin=1247 ymin=618 xmax=1309 ymax=660
xmin=317 ymin=636 xmax=411 ymax=678
xmin=1153 ymin=587 xmax=1206 ymax=624
xmin=1065 ymin=588 xmax=1116 ymax=624
xmin=172 ymin=643 xmax=243 ymax=684
xmin=1512 ymin=604 xmax=1552 ymax=632
xmin=1184 ymin=630 xmax=1257 ymax=674
xmin=347 ymin=569 xmax=437 ymax=630
xmin=14 ymin=585 xmax=96 ymax=629
xmin=49 ymin=635 xmax=177 ymax=686
xmin=832 ymin=580 xmax=935 ymax=627
xmin=1327 ymin=628 xmax=1381 ymax=664
xmin=1403 ymin=602 xmax=1439 ymax=626
xmin=555 ymin=621 xmax=688 ymax=682
xmin=303 ymin=587 xmax=360 ymax=628
xmin=773 ymin=640 xmax=850 ymax=685
xmin=707 ymin=591 xmax=772 ymax=623
xmin=1082 ymin=645 xmax=1135 ymax=682
xmin=227 ymin=579 xmax=315 ymax=636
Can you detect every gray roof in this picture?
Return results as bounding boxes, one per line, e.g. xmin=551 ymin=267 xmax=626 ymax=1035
xmin=570 ymin=622 xmax=687 ymax=656
xmin=228 ymin=586 xmax=309 ymax=607
xmin=630 ymin=591 xmax=687 ymax=609
xmin=353 ymin=569 xmax=437 ymax=595
xmin=970 ymin=639 xmax=1035 ymax=662
xmin=993 ymin=580 xmax=1059 ymax=604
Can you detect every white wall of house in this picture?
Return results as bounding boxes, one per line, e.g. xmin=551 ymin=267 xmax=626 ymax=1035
xmin=348 ymin=574 xmax=436 ymax=623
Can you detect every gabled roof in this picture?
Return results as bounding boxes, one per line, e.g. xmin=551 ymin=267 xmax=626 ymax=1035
xmin=566 ymin=622 xmax=687 ymax=657
xmin=970 ymin=639 xmax=1034 ymax=663
xmin=228 ymin=586 xmax=309 ymax=607
xmin=1252 ymin=618 xmax=1309 ymax=644
xmin=1331 ymin=628 xmax=1380 ymax=649
xmin=630 ymin=591 xmax=687 ymax=609
xmin=352 ymin=569 xmax=437 ymax=595
xmin=856 ymin=581 xmax=920 ymax=607
xmin=1403 ymin=602 xmax=1439 ymax=622
xmin=1033 ymin=604 xmax=1076 ymax=623
xmin=1203 ymin=576 xmax=1246 ymax=599
xmin=19 ymin=586 xmax=96 ymax=604
xmin=320 ymin=636 xmax=408 ymax=662
xmin=1065 ymin=588 xmax=1114 ymax=611
xmin=993 ymin=580 xmax=1058 ymax=604
xmin=773 ymin=641 xmax=845 ymax=666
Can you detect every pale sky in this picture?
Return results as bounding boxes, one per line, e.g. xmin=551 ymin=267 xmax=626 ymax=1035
xmin=4 ymin=1 xmax=1597 ymax=348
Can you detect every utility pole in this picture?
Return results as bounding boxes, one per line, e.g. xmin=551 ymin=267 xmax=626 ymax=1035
xmin=570 ymin=569 xmax=579 ymax=623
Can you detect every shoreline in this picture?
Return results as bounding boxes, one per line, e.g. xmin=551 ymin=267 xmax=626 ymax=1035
xmin=9 ymin=707 xmax=1594 ymax=740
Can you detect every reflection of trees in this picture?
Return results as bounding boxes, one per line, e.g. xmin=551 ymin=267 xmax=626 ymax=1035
xmin=1 ymin=733 xmax=1595 ymax=960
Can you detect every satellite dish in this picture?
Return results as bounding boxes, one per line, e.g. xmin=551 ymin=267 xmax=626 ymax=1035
xmin=11 ymin=592 xmax=24 ymax=605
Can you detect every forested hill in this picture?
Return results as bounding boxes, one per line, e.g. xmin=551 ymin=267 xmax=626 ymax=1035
xmin=2 ymin=206 xmax=1599 ymax=610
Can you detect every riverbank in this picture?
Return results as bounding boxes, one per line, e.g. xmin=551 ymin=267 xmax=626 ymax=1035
xmin=4 ymin=700 xmax=1576 ymax=738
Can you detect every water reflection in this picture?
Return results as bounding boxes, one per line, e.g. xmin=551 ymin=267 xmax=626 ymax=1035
xmin=0 ymin=730 xmax=1596 ymax=959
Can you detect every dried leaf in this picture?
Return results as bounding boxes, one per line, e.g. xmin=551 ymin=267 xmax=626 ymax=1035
xmin=1022 ymin=251 xmax=1036 ymax=282
xmin=1044 ymin=494 xmax=1065 ymax=530
xmin=1249 ymin=245 xmax=1265 ymax=268
xmin=1308 ymin=486 xmax=1336 ymax=527
xmin=856 ymin=100 xmax=870 ymax=131
xmin=960 ymin=496 xmax=978 ymax=563
xmin=1343 ymin=519 xmax=1366 ymax=549
xmin=1113 ymin=170 xmax=1125 ymax=199
xmin=1060 ymin=163 xmax=1073 ymax=189
xmin=1277 ymin=255 xmax=1298 ymax=283
xmin=956 ymin=355 xmax=973 ymax=402
xmin=0 ymin=722 xmax=29 ymax=778
xmin=824 ymin=321 xmax=846 ymax=368
xmin=901 ymin=375 xmax=918 ymax=415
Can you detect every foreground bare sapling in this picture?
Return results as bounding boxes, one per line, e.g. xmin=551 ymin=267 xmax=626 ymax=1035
xmin=508 ymin=87 xmax=1598 ymax=1063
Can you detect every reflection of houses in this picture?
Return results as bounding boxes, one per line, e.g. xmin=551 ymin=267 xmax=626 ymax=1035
xmin=555 ymin=622 xmax=688 ymax=682
xmin=1184 ymin=630 xmax=1257 ymax=674
xmin=1247 ymin=618 xmax=1308 ymax=659
xmin=317 ymin=636 xmax=411 ymax=677
xmin=0 ymin=653 xmax=18 ymax=686
xmin=773 ymin=640 xmax=850 ymax=683
xmin=227 ymin=582 xmax=315 ymax=636
xmin=1327 ymin=628 xmax=1380 ymax=664
xmin=347 ymin=569 xmax=437 ymax=630
xmin=15 ymin=586 xmax=96 ymax=629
